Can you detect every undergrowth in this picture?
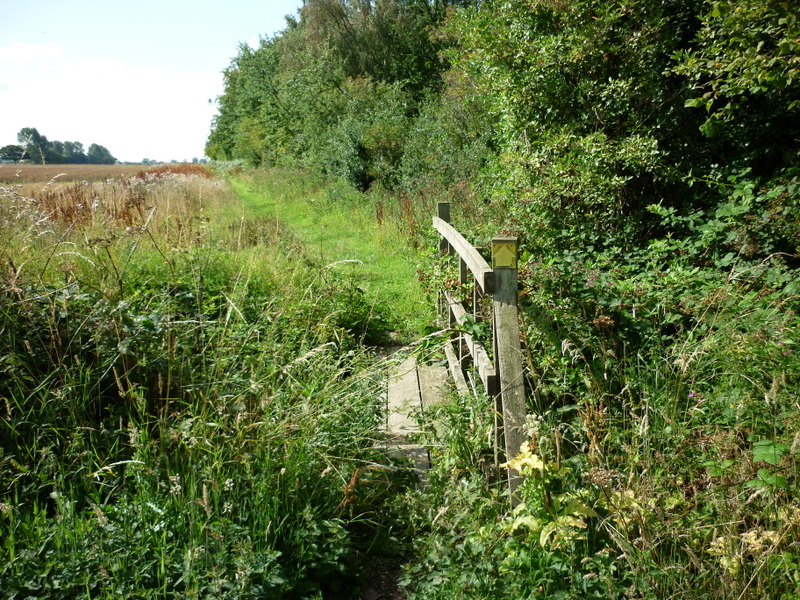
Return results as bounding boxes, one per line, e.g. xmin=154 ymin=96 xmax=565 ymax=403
xmin=0 ymin=169 xmax=407 ymax=598
xmin=3 ymin=163 xmax=798 ymax=599
xmin=401 ymin=190 xmax=800 ymax=598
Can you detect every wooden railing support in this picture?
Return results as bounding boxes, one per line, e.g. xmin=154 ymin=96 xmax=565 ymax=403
xmin=437 ymin=202 xmax=451 ymax=255
xmin=433 ymin=202 xmax=526 ymax=506
xmin=492 ymin=237 xmax=525 ymax=504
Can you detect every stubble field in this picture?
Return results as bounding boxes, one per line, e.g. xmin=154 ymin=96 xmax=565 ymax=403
xmin=0 ymin=163 xmax=149 ymax=184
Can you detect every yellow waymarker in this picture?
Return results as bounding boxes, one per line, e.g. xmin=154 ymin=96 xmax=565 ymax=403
xmin=492 ymin=238 xmax=517 ymax=269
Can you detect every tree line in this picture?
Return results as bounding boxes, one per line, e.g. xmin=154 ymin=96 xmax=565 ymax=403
xmin=1 ymin=127 xmax=117 ymax=164
xmin=207 ymin=0 xmax=798 ymax=264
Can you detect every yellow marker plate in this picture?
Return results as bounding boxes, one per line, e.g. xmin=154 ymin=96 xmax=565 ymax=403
xmin=492 ymin=240 xmax=517 ymax=269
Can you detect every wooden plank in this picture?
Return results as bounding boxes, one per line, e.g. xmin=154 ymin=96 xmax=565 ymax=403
xmin=444 ymin=291 xmax=497 ymax=393
xmin=474 ymin=345 xmax=497 ymax=393
xmin=387 ymin=354 xmax=422 ymax=438
xmin=433 ymin=217 xmax=494 ymax=293
xmin=418 ymin=361 xmax=449 ymax=409
xmin=443 ymin=341 xmax=470 ymax=395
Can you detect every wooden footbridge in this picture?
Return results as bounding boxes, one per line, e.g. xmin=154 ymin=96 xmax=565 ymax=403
xmin=385 ymin=202 xmax=527 ymax=503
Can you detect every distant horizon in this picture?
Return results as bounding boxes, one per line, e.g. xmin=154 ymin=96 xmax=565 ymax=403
xmin=0 ymin=156 xmax=210 ymax=165
xmin=1 ymin=127 xmax=207 ymax=165
xmin=1 ymin=0 xmax=303 ymax=163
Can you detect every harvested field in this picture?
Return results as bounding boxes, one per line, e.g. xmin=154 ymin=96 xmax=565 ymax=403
xmin=0 ymin=163 xmax=159 ymax=184
xmin=0 ymin=163 xmax=215 ymax=199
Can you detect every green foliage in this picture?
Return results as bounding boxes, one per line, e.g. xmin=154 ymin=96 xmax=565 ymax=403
xmin=300 ymin=0 xmax=449 ymax=97
xmin=13 ymin=127 xmax=115 ymax=165
xmin=673 ymin=0 xmax=800 ymax=157
xmin=0 ymin=171 xmax=407 ymax=598
xmin=400 ymin=393 xmax=633 ymax=599
xmin=86 ymin=143 xmax=117 ymax=165
xmin=206 ymin=1 xmax=469 ymax=190
xmin=399 ymin=67 xmax=495 ymax=203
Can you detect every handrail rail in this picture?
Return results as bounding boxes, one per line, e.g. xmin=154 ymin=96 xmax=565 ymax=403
xmin=434 ymin=202 xmax=526 ymax=505
xmin=443 ymin=290 xmax=496 ymax=392
xmin=432 ymin=217 xmax=494 ymax=293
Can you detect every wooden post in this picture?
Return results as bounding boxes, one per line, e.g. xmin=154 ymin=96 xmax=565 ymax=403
xmin=437 ymin=202 xmax=452 ymax=330
xmin=437 ymin=202 xmax=451 ymax=254
xmin=492 ymin=237 xmax=526 ymax=505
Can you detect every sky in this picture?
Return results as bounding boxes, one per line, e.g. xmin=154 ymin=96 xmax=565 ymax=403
xmin=1 ymin=0 xmax=303 ymax=163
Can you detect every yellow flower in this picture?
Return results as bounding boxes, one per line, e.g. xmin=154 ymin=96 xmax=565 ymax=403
xmin=502 ymin=442 xmax=545 ymax=473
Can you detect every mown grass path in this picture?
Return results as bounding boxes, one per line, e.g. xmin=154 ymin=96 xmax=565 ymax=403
xmin=230 ymin=170 xmax=433 ymax=341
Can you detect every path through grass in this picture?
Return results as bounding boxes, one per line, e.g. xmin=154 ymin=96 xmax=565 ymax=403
xmin=231 ymin=170 xmax=433 ymax=342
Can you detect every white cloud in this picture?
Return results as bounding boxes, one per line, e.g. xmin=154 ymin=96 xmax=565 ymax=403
xmin=0 ymin=41 xmax=66 ymax=63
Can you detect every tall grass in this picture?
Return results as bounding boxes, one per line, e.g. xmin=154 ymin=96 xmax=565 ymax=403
xmin=232 ymin=169 xmax=433 ymax=342
xmin=0 ymin=166 xmax=403 ymax=598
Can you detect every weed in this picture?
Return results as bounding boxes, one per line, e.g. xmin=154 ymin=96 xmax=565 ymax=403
xmin=0 ymin=167 xmax=407 ymax=598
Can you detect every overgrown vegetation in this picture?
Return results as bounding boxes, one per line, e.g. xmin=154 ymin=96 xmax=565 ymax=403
xmin=3 ymin=0 xmax=799 ymax=597
xmin=0 ymin=165 xmax=411 ymax=598
xmin=204 ymin=0 xmax=799 ymax=598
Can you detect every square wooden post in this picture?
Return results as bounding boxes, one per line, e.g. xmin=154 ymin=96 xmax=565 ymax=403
xmin=437 ymin=202 xmax=451 ymax=254
xmin=492 ymin=237 xmax=526 ymax=506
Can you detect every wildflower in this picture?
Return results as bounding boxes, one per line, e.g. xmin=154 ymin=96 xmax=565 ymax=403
xmin=708 ymin=535 xmax=741 ymax=577
xmin=502 ymin=442 xmax=545 ymax=473
xmin=741 ymin=529 xmax=780 ymax=555
xmin=127 ymin=425 xmax=141 ymax=447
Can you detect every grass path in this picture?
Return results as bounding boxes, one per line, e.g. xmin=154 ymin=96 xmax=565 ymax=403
xmin=230 ymin=170 xmax=434 ymax=341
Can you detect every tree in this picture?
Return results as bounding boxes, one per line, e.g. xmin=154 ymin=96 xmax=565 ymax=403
xmin=48 ymin=140 xmax=66 ymax=164
xmin=0 ymin=145 xmax=25 ymax=163
xmin=13 ymin=127 xmax=114 ymax=164
xmin=86 ymin=144 xmax=117 ymax=165
xmin=63 ymin=141 xmax=87 ymax=164
xmin=206 ymin=0 xmax=468 ymax=171
xmin=17 ymin=127 xmax=49 ymax=164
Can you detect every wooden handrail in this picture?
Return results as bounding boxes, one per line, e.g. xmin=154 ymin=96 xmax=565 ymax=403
xmin=432 ymin=217 xmax=494 ymax=294
xmin=434 ymin=202 xmax=526 ymax=505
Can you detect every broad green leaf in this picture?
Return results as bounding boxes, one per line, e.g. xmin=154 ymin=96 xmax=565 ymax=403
xmin=752 ymin=440 xmax=790 ymax=465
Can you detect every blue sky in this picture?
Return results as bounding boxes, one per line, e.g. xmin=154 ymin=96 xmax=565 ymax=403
xmin=1 ymin=0 xmax=303 ymax=162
